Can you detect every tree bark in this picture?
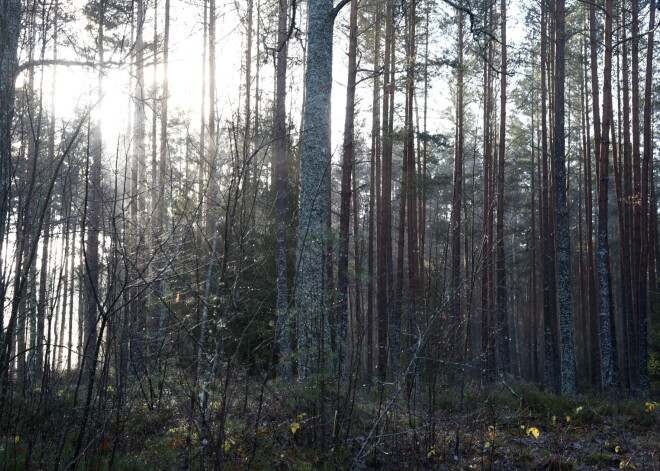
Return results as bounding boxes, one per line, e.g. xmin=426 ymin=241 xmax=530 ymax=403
xmin=337 ymin=0 xmax=358 ymax=379
xmin=587 ymin=0 xmax=602 ymax=390
xmin=496 ymin=0 xmax=510 ymax=375
xmin=629 ymin=0 xmax=642 ymax=394
xmin=274 ymin=0 xmax=291 ymax=379
xmin=481 ymin=3 xmax=495 ymax=378
xmin=366 ymin=3 xmax=381 ymax=382
xmin=541 ymin=0 xmax=559 ymax=393
xmin=639 ymin=0 xmax=655 ymax=397
xmin=450 ymin=9 xmax=464 ymax=362
xmin=597 ymin=0 xmax=616 ymax=393
xmin=553 ymin=0 xmax=576 ymax=395
xmin=377 ymin=0 xmax=395 ymax=383
xmin=296 ymin=0 xmax=348 ymax=378
xmin=0 ymin=0 xmax=21 ymax=267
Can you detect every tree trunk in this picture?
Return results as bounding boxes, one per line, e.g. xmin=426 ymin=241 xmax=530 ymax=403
xmin=337 ymin=0 xmax=358 ymax=379
xmin=273 ymin=0 xmax=291 ymax=379
xmin=0 ymin=0 xmax=21 ymax=270
xmin=597 ymin=0 xmax=616 ymax=393
xmin=377 ymin=0 xmax=395 ymax=383
xmin=496 ymin=0 xmax=510 ymax=375
xmin=404 ymin=0 xmax=418 ymax=374
xmin=130 ymin=0 xmax=146 ymax=367
xmin=450 ymin=9 xmax=464 ymax=361
xmin=587 ymin=0 xmax=602 ymax=390
xmin=541 ymin=0 xmax=559 ymax=393
xmin=155 ymin=0 xmax=170 ymax=363
xmin=553 ymin=0 xmax=576 ymax=395
xmin=639 ymin=0 xmax=655 ymax=397
xmin=366 ymin=3 xmax=381 ymax=382
xmin=629 ymin=0 xmax=642 ymax=394
xmin=79 ymin=1 xmax=105 ymax=382
xmin=481 ymin=3 xmax=495 ymax=378
xmin=296 ymin=0 xmax=347 ymax=378
xmin=619 ymin=5 xmax=634 ymax=390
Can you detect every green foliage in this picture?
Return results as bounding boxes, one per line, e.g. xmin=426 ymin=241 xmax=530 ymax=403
xmin=3 ymin=377 xmax=659 ymax=470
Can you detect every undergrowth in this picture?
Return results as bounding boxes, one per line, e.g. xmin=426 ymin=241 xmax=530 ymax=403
xmin=0 ymin=375 xmax=658 ymax=470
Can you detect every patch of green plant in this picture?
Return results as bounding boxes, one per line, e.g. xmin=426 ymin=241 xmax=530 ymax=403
xmin=586 ymin=452 xmax=616 ymax=466
xmin=518 ymin=383 xmax=575 ymax=416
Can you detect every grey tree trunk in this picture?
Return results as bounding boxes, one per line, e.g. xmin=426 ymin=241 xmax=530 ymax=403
xmin=597 ymin=0 xmax=615 ymax=393
xmin=0 ymin=0 xmax=21 ymax=377
xmin=540 ymin=0 xmax=559 ymax=393
xmin=553 ymin=0 xmax=576 ymax=395
xmin=0 ymin=0 xmax=20 ymax=250
xmin=296 ymin=0 xmax=335 ymax=378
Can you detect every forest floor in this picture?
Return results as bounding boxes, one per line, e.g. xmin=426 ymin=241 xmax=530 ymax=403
xmin=1 ymin=375 xmax=658 ymax=470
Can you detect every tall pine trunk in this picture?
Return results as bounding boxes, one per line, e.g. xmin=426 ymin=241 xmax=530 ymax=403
xmin=273 ymin=0 xmax=291 ymax=379
xmin=337 ymin=0 xmax=358 ymax=379
xmin=496 ymin=0 xmax=510 ymax=375
xmin=366 ymin=3 xmax=381 ymax=382
xmin=377 ymin=1 xmax=395 ymax=382
xmin=639 ymin=0 xmax=655 ymax=397
xmin=553 ymin=0 xmax=576 ymax=395
xmin=450 ymin=9 xmax=464 ymax=361
xmin=597 ymin=0 xmax=616 ymax=392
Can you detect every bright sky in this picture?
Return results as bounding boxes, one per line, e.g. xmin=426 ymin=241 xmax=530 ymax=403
xmin=32 ymin=0 xmax=528 ymax=164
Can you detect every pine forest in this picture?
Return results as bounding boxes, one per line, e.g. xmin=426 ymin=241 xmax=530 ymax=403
xmin=0 ymin=0 xmax=659 ymax=469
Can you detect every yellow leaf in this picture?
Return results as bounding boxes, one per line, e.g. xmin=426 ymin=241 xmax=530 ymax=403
xmin=552 ymin=416 xmax=557 ymax=425
xmin=427 ymin=448 xmax=436 ymax=458
xmin=575 ymin=406 xmax=583 ymax=414
xmin=290 ymin=422 xmax=300 ymax=434
xmin=222 ymin=440 xmax=233 ymax=452
xmin=615 ymin=445 xmax=621 ymax=453
xmin=484 ymin=441 xmax=491 ymax=448
xmin=297 ymin=412 xmax=308 ymax=419
xmin=487 ymin=425 xmax=495 ymax=432
xmin=565 ymin=416 xmax=571 ymax=422
xmin=526 ymin=427 xmax=540 ymax=439
xmin=645 ymin=402 xmax=656 ymax=412
xmin=14 ymin=436 xmax=20 ymax=444
xmin=106 ymin=386 xmax=115 ymax=393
